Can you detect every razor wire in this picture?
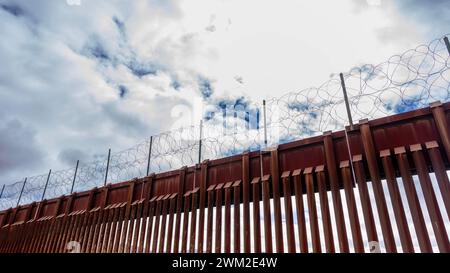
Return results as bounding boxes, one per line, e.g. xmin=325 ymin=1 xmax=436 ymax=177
xmin=1 ymin=34 xmax=450 ymax=210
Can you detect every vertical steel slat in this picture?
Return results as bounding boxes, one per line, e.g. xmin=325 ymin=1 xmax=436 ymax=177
xmin=59 ymin=213 xmax=73 ymax=252
xmin=165 ymin=193 xmax=178 ymax=253
xmin=181 ymin=192 xmax=191 ymax=253
xmin=159 ymin=194 xmax=171 ymax=253
xmin=261 ymin=175 xmax=273 ymax=253
xmin=352 ymin=156 xmax=379 ymax=247
xmin=131 ymin=201 xmax=144 ymax=253
xmin=102 ymin=205 xmax=116 ymax=253
xmin=6 ymin=220 xmax=17 ymax=252
xmin=340 ymin=161 xmax=364 ymax=253
xmin=173 ymin=167 xmax=186 ymax=253
xmin=8 ymin=224 xmax=17 ymax=253
xmin=73 ymin=212 xmax=88 ymax=253
xmin=84 ymin=209 xmax=99 ymax=253
xmin=16 ymin=223 xmax=26 ymax=253
xmin=251 ymin=177 xmax=262 ymax=253
xmin=270 ymin=149 xmax=284 ymax=253
xmin=281 ymin=171 xmax=296 ymax=253
xmin=11 ymin=223 xmax=20 ymax=253
xmin=138 ymin=176 xmax=153 ymax=253
xmin=52 ymin=214 xmax=67 ymax=253
xmin=233 ymin=180 xmax=241 ymax=253
xmin=90 ymin=209 xmax=104 ymax=253
xmin=359 ymin=121 xmax=397 ymax=253
xmin=27 ymin=218 xmax=40 ymax=253
xmin=95 ymin=208 xmax=109 ymax=253
xmin=70 ymin=210 xmax=84 ymax=252
xmin=425 ymin=141 xmax=450 ymax=219
xmin=30 ymin=218 xmax=44 ymax=253
xmin=197 ymin=162 xmax=208 ymax=253
xmin=119 ymin=181 xmax=136 ymax=253
xmin=323 ymin=132 xmax=349 ymax=252
xmin=189 ymin=189 xmax=199 ymax=253
xmin=242 ymin=152 xmax=251 ymax=253
xmin=316 ymin=166 xmax=335 ymax=253
xmin=395 ymin=146 xmax=432 ymax=252
xmin=18 ymin=222 xmax=29 ymax=253
xmin=14 ymin=222 xmax=24 ymax=253
xmin=29 ymin=217 xmax=43 ymax=252
xmin=107 ymin=204 xmax=122 ymax=253
xmin=410 ymin=144 xmax=450 ymax=253
xmin=95 ymin=186 xmax=111 ymax=252
xmin=124 ymin=202 xmax=138 ymax=253
xmin=224 ymin=182 xmax=233 ymax=253
xmin=57 ymin=213 xmax=74 ymax=253
xmin=305 ymin=167 xmax=321 ymax=253
xmin=21 ymin=206 xmax=35 ymax=252
xmin=206 ymin=185 xmax=216 ymax=253
xmin=151 ymin=197 xmax=163 ymax=253
xmin=430 ymin=102 xmax=450 ymax=161
xmin=24 ymin=205 xmax=37 ymax=252
xmin=60 ymin=214 xmax=76 ymax=253
xmin=292 ymin=169 xmax=308 ymax=253
xmin=78 ymin=190 xmax=95 ymax=253
xmin=97 ymin=208 xmax=110 ymax=253
xmin=144 ymin=197 xmax=157 ymax=253
xmin=29 ymin=219 xmax=40 ymax=252
xmin=68 ymin=212 xmax=83 ymax=252
xmin=22 ymin=219 xmax=35 ymax=253
xmin=74 ymin=212 xmax=86 ymax=251
xmin=214 ymin=183 xmax=224 ymax=253
xmin=112 ymin=204 xmax=126 ymax=253
xmin=379 ymin=151 xmax=414 ymax=253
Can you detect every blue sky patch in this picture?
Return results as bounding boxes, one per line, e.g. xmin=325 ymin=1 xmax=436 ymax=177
xmin=198 ymin=76 xmax=214 ymax=98
xmin=118 ymin=85 xmax=128 ymax=98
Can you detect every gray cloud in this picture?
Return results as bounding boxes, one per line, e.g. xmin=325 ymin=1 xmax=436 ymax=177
xmin=57 ymin=148 xmax=89 ymax=166
xmin=0 ymin=119 xmax=44 ymax=180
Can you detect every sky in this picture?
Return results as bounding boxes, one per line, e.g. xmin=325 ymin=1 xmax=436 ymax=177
xmin=0 ymin=0 xmax=449 ymax=185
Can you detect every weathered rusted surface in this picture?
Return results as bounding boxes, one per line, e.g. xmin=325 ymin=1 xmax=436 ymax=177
xmin=1 ymin=102 xmax=450 ymax=253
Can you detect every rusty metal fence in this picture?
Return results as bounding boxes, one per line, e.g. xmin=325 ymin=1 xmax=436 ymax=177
xmin=0 ymin=101 xmax=449 ymax=253
xmin=1 ymin=34 xmax=450 ymax=211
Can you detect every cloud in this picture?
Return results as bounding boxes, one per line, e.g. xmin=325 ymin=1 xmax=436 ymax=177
xmin=57 ymin=148 xmax=89 ymax=166
xmin=0 ymin=119 xmax=44 ymax=180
